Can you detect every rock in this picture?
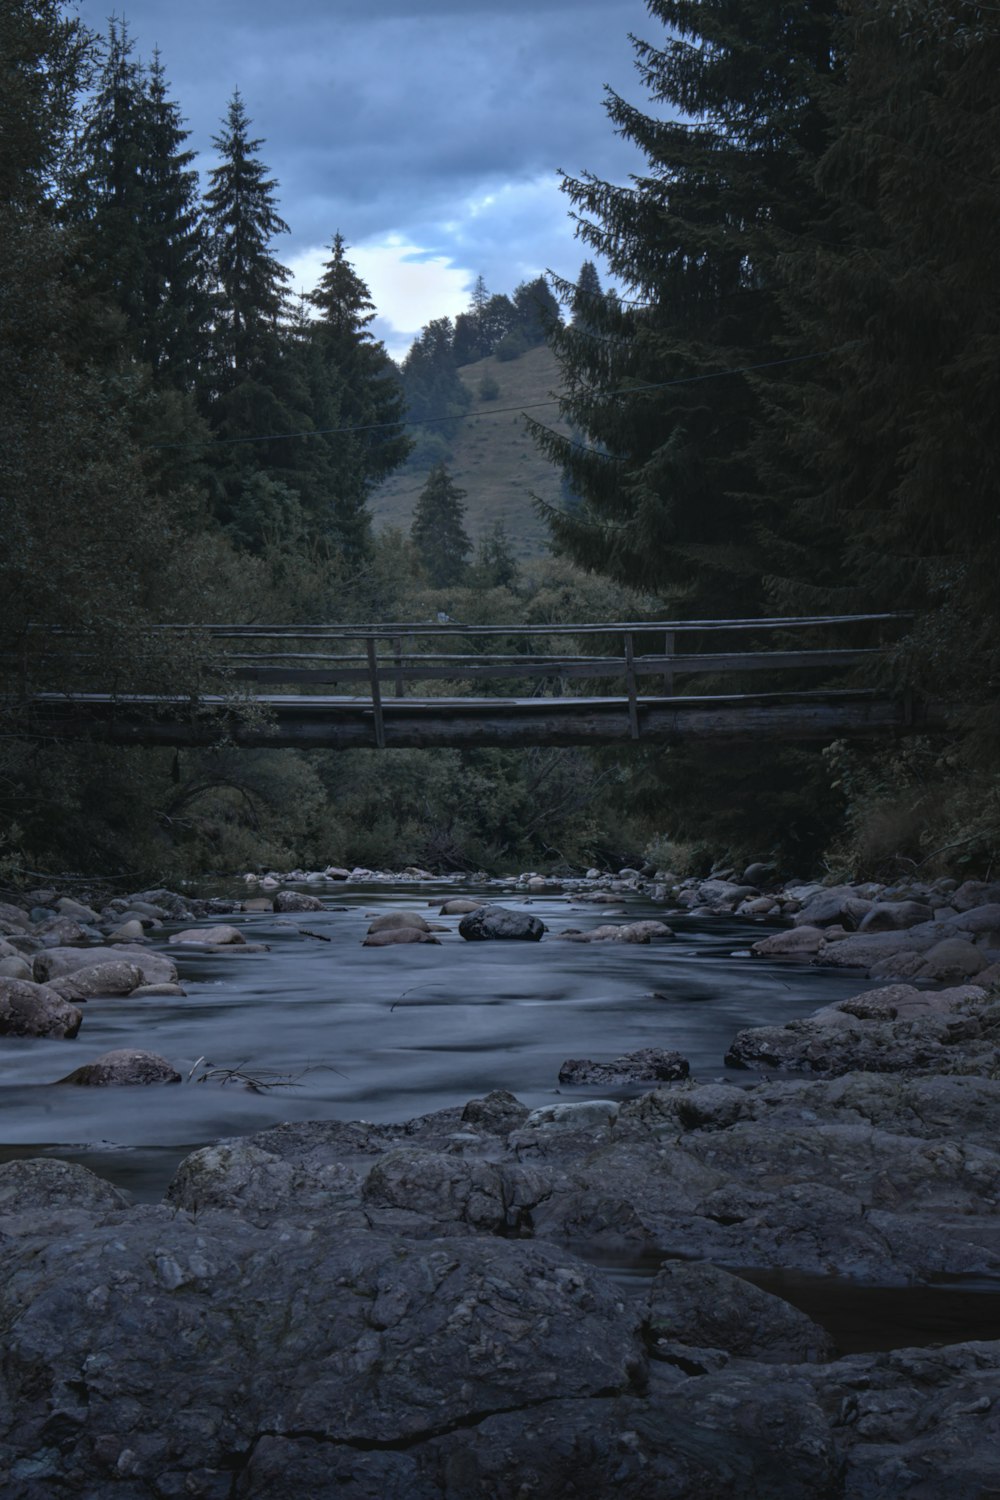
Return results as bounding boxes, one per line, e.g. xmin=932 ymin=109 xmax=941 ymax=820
xmin=524 ymin=1099 xmax=620 ymax=1129
xmin=0 ymin=1158 xmax=129 ymax=1235
xmin=858 ymin=900 xmax=934 ymax=931
xmin=129 ymin=982 xmax=188 ymax=997
xmin=367 ymin=911 xmax=431 ymax=934
xmin=646 ymin=1260 xmax=835 ymax=1365
xmin=0 ymin=1219 xmax=645 ymax=1494
xmin=169 ymin=924 xmax=246 ymax=946
xmin=461 ymin=1089 xmax=531 ymax=1134
xmin=952 ymin=879 xmax=1000 ymax=911
xmin=0 ymin=976 xmax=83 ymax=1038
xmin=0 ymin=902 xmax=30 ymax=930
xmin=33 ymin=945 xmax=178 ymax=986
xmin=0 ymin=956 xmax=32 ymax=980
xmin=56 ymin=1048 xmax=182 ymax=1086
xmin=812 ymin=929 xmax=940 ymax=971
xmin=127 ymin=887 xmax=192 ymax=919
xmin=242 ymin=897 xmax=274 ymax=912
xmin=363 ymin=928 xmax=441 ymax=947
xmin=915 ymin=936 xmax=987 ymax=979
xmin=106 ymin=919 xmax=147 ymax=943
xmin=438 ymin=898 xmax=485 ymax=915
xmin=458 ymin=905 xmax=545 ymax=941
xmin=55 ymin=895 xmax=100 ymax=923
xmin=792 ymin=886 xmax=873 ymax=928
xmin=324 ymin=865 xmax=351 ymax=880
xmin=46 ymin=961 xmax=143 ymax=1000
xmin=725 ymin=983 xmax=997 ymax=1077
xmin=35 ymin=915 xmax=91 ymax=944
xmin=951 ymin=901 xmax=1000 ymax=935
xmin=567 ymin=919 xmax=673 ymax=943
xmin=558 ymin=1048 xmax=689 ymax=1085
xmin=274 ymin=890 xmax=324 ymax=913
xmin=751 ymin=925 xmax=827 ymax=956
xmin=741 ymin=861 xmax=777 ymax=887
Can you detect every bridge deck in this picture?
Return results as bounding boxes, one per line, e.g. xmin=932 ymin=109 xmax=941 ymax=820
xmin=27 ymin=688 xmax=937 ymax=751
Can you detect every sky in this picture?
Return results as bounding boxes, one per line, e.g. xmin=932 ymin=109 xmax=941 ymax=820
xmin=75 ymin=0 xmax=653 ymax=358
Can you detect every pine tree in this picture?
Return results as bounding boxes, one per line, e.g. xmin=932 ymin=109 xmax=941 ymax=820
xmin=530 ymin=0 xmax=839 ymax=615
xmin=570 ymin=260 xmax=603 ymax=330
xmin=204 ymin=90 xmax=291 ymax=384
xmin=304 ymin=233 xmax=411 ymax=558
xmin=512 ymin=277 xmax=561 ymax=346
xmin=0 ymin=0 xmax=92 ymax=209
xmin=410 ymin=464 xmax=471 ymax=587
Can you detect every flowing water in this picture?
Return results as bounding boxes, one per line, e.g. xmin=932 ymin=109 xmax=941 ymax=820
xmin=3 ymin=881 xmax=998 ymax=1352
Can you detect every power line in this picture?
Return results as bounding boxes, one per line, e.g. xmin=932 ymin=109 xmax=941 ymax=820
xmin=147 ymin=345 xmax=856 ymax=452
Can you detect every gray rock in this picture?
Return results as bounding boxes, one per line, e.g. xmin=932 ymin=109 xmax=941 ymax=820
xmin=725 ymin=983 xmax=997 ymax=1077
xmin=0 ymin=976 xmax=82 ymax=1038
xmin=792 ymin=887 xmax=873 ymax=929
xmin=646 ymin=1260 xmax=835 ymax=1365
xmin=169 ymin=924 xmax=246 ymax=946
xmin=55 ymin=895 xmax=100 ymax=923
xmin=859 ymin=900 xmax=934 ymax=931
xmin=558 ymin=1048 xmax=689 ymax=1085
xmin=0 ymin=1219 xmax=645 ymax=1493
xmin=752 ymin=925 xmax=827 ymax=956
xmin=0 ymin=1158 xmax=129 ymax=1236
xmin=458 ymin=905 xmax=545 ymax=941
xmin=0 ymin=956 xmax=32 ymax=980
xmin=438 ymin=898 xmax=485 ymax=915
xmin=362 ymin=928 xmax=441 ymax=947
xmin=46 ymin=960 xmax=144 ymax=1000
xmin=367 ymin=911 xmax=431 ymax=934
xmin=273 ymin=890 xmax=324 ymax=912
xmin=32 ymin=945 xmax=177 ymax=986
xmin=105 ymin=919 xmax=147 ymax=942
xmin=56 ymin=1049 xmax=182 ymax=1086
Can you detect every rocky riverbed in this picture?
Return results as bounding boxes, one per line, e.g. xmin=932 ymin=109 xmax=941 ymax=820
xmin=1 ymin=863 xmax=1000 ymax=1495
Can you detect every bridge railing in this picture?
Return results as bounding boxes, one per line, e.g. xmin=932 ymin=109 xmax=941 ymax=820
xmin=158 ymin=612 xmax=905 ymax=746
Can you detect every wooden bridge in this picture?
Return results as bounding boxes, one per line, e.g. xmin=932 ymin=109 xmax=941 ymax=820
xmin=22 ymin=613 xmax=945 ymax=750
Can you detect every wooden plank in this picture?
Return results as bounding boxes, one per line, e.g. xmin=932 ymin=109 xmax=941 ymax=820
xmin=27 ymin=690 xmax=948 ymax=751
xmin=365 ymin=637 xmax=385 ymax=749
xmin=663 ymin=631 xmax=675 ymax=697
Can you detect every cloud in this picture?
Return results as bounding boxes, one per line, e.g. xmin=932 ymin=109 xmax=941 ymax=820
xmin=76 ymin=0 xmax=654 ymax=349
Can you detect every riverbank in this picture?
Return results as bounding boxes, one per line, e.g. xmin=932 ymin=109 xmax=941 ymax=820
xmin=1 ymin=868 xmax=999 ymax=1495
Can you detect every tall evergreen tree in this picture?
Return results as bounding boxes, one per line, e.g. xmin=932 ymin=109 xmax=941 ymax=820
xmin=531 ymin=0 xmax=839 ymax=615
xmin=512 ymin=276 xmax=561 ymax=346
xmin=410 ymin=464 xmax=471 ymax=587
xmin=0 ymin=0 xmax=93 ymax=209
xmin=304 ymin=233 xmax=410 ymax=558
xmin=204 ymin=89 xmax=291 ymax=384
xmin=570 ymin=260 xmax=603 ymax=331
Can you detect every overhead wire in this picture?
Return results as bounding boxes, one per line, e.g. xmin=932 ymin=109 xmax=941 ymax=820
xmin=147 ymin=344 xmax=857 ymax=452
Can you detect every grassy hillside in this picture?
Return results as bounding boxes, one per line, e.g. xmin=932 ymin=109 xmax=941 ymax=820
xmin=371 ymin=343 xmax=572 ymax=560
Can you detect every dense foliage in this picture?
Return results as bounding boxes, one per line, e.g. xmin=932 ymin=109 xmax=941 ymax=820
xmin=533 ymin=0 xmax=1000 ymax=877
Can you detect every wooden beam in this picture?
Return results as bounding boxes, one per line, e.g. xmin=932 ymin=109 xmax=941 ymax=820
xmin=365 ymin=638 xmax=385 ymax=749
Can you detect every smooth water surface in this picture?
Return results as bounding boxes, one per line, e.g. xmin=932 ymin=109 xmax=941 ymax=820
xmin=2 ymin=883 xmax=876 ymax=1197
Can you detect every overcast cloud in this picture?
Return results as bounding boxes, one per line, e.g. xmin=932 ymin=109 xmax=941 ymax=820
xmin=75 ymin=0 xmax=654 ymax=356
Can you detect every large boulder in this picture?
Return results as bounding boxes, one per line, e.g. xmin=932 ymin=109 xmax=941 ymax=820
xmin=725 ymin=983 xmax=997 ymax=1077
xmin=33 ymin=945 xmax=177 ymax=986
xmin=459 ymin=905 xmax=545 ymax=941
xmin=859 ymin=900 xmax=934 ymax=932
xmin=0 ymin=976 xmax=82 ymax=1038
xmin=56 ymin=1049 xmax=182 ymax=1086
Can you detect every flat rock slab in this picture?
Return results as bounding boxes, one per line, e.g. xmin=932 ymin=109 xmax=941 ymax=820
xmin=32 ymin=945 xmax=177 ymax=986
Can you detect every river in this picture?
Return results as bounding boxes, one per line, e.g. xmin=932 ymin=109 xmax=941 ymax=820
xmin=1 ymin=880 xmax=886 ymax=1197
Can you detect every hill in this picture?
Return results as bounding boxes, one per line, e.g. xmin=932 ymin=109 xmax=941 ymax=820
xmin=371 ymin=343 xmax=572 ymax=560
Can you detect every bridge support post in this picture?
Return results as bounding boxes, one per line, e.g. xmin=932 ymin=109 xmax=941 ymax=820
xmin=663 ymin=630 xmax=675 ymax=696
xmin=624 ymin=632 xmax=640 ymax=740
xmin=392 ymin=636 xmax=405 ymax=698
xmin=365 ymin=637 xmax=386 ymax=749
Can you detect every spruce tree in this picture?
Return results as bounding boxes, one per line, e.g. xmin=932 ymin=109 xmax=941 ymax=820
xmin=570 ymin=260 xmax=603 ymax=330
xmin=411 ymin=464 xmax=471 ymax=587
xmin=204 ymin=90 xmax=291 ymax=384
xmin=305 ymin=233 xmax=410 ymax=559
xmin=530 ymin=0 xmax=839 ymax=615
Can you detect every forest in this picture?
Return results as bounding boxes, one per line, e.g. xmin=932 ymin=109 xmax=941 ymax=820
xmin=1 ymin=0 xmax=997 ymax=887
